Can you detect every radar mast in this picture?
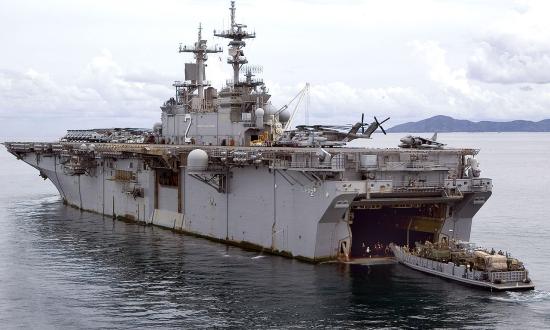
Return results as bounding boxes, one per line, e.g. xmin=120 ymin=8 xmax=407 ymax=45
xmin=214 ymin=1 xmax=256 ymax=87
xmin=176 ymin=23 xmax=222 ymax=108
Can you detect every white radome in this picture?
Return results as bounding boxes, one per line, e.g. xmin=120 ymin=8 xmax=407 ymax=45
xmin=264 ymin=103 xmax=277 ymax=116
xmin=278 ymin=109 xmax=291 ymax=123
xmin=187 ymin=149 xmax=209 ymax=171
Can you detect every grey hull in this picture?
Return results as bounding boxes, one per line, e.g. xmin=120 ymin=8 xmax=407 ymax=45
xmin=6 ymin=143 xmax=492 ymax=262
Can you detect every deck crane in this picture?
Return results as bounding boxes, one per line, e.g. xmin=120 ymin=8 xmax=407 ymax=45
xmin=275 ymin=83 xmax=310 ymax=131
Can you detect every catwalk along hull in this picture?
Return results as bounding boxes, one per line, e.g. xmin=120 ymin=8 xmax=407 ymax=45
xmin=6 ymin=142 xmax=492 ymax=262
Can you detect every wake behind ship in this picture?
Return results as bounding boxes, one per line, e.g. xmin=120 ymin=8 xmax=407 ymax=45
xmin=4 ymin=1 xmax=493 ymax=264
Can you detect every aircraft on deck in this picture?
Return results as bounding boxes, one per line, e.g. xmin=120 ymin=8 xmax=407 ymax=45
xmin=276 ymin=115 xmax=390 ymax=147
xmin=399 ymin=133 xmax=446 ymax=149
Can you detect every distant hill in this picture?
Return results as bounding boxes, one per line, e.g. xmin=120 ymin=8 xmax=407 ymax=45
xmin=387 ymin=115 xmax=550 ymax=133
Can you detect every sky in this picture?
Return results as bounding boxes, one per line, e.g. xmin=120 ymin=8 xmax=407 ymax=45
xmin=2 ymin=0 xmax=550 ymax=140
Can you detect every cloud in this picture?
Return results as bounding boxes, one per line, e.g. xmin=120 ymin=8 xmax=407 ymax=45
xmin=3 ymin=39 xmax=550 ymax=141
xmin=410 ymin=40 xmax=550 ymax=121
xmin=467 ymin=1 xmax=550 ymax=84
xmin=0 ymin=50 xmax=172 ymax=122
xmin=268 ymin=81 xmax=433 ymax=127
xmin=467 ymin=35 xmax=550 ymax=84
xmin=3 ymin=0 xmax=550 ymax=141
xmin=0 ymin=68 xmax=101 ymax=117
xmin=411 ymin=41 xmax=472 ymax=95
xmin=270 ymin=47 xmax=550 ymax=126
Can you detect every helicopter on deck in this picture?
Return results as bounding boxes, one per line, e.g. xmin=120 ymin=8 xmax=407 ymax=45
xmin=275 ymin=115 xmax=390 ymax=147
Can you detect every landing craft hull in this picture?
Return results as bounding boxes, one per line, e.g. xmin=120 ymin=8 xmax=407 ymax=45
xmin=391 ymin=245 xmax=534 ymax=291
xmin=6 ymin=143 xmax=492 ymax=262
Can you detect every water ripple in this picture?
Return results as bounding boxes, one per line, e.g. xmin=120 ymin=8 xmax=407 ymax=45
xmin=1 ymin=139 xmax=550 ymax=328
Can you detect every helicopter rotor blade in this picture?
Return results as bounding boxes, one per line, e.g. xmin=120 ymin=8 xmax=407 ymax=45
xmin=374 ymin=116 xmax=388 ymax=135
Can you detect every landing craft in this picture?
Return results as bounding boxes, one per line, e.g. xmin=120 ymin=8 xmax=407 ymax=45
xmin=399 ymin=132 xmax=446 ymax=149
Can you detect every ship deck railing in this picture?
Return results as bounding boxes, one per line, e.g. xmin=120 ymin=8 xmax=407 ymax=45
xmin=382 ymin=161 xmax=441 ymax=170
xmin=390 ymin=181 xmax=465 ymax=196
xmin=269 ymin=158 xmax=345 ymax=172
xmin=444 ymin=178 xmax=493 ymax=193
xmin=490 ymin=270 xmax=528 ymax=282
xmin=392 ymin=181 xmax=445 ymax=191
xmin=4 ymin=142 xmax=481 ymax=157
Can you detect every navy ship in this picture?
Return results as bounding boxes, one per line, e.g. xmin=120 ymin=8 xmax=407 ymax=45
xmin=4 ymin=2 xmax=495 ymax=266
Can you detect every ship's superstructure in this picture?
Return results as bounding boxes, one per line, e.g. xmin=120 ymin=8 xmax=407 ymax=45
xmin=4 ymin=1 xmax=493 ymax=262
xmin=160 ymin=1 xmax=287 ymax=147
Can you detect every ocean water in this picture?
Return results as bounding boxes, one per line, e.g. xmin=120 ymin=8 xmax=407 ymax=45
xmin=1 ymin=133 xmax=549 ymax=329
